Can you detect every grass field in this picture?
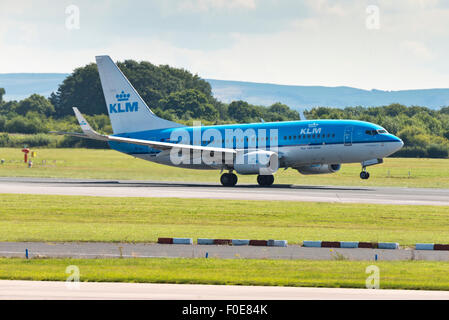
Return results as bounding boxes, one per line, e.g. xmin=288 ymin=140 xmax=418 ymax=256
xmin=1 ymin=194 xmax=449 ymax=245
xmin=0 ymin=148 xmax=448 ymax=188
xmin=2 ymin=257 xmax=449 ymax=290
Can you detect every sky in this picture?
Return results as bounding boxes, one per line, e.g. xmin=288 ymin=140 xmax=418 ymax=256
xmin=0 ymin=0 xmax=449 ymax=90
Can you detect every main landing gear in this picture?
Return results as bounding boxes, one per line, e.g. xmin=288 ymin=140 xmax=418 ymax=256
xmin=257 ymin=174 xmax=274 ymax=187
xmin=220 ymin=172 xmax=238 ymax=187
xmin=360 ymin=168 xmax=370 ymax=180
xmin=220 ymin=172 xmax=275 ymax=187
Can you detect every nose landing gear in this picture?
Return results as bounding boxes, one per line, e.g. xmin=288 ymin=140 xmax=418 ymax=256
xmin=220 ymin=172 xmax=238 ymax=187
xmin=359 ymin=158 xmax=383 ymax=180
xmin=360 ymin=168 xmax=370 ymax=180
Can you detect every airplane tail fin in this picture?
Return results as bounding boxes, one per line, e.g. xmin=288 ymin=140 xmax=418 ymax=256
xmin=95 ymin=55 xmax=183 ymax=134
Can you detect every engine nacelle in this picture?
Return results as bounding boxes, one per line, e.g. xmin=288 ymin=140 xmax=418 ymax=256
xmin=296 ymin=164 xmax=341 ymax=175
xmin=234 ymin=150 xmax=279 ymax=175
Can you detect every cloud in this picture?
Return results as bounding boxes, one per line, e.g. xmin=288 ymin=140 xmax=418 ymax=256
xmin=178 ymin=0 xmax=257 ymax=12
xmin=401 ymin=41 xmax=435 ymax=60
xmin=0 ymin=0 xmax=449 ymax=90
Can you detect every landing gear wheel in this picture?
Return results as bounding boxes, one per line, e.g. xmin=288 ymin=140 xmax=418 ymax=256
xmin=360 ymin=171 xmax=370 ymax=180
xmin=257 ymin=174 xmax=274 ymax=186
xmin=220 ymin=173 xmax=238 ymax=187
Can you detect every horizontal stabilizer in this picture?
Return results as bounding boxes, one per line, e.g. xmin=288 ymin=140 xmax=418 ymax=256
xmin=52 ymin=107 xmax=239 ymax=157
xmin=49 ymin=131 xmax=88 ymax=139
xmin=73 ymin=107 xmax=108 ymax=141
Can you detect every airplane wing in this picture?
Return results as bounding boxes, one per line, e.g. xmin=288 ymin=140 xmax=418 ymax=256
xmin=54 ymin=107 xmax=239 ymax=156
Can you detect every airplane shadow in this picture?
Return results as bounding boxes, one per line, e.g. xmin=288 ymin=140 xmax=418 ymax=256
xmin=13 ymin=178 xmax=374 ymax=192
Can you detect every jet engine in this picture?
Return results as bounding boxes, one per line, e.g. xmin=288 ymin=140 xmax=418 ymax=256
xmin=234 ymin=150 xmax=279 ymax=175
xmin=296 ymin=164 xmax=341 ymax=175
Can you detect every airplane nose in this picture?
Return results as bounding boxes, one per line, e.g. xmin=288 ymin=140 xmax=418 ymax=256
xmin=393 ymin=136 xmax=404 ymax=151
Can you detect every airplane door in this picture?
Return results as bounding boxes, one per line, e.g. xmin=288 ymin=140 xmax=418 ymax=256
xmin=344 ymin=126 xmax=353 ymax=146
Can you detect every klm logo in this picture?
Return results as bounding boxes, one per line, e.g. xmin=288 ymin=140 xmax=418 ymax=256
xmin=300 ymin=127 xmax=321 ymax=135
xmin=109 ymin=91 xmax=138 ymax=113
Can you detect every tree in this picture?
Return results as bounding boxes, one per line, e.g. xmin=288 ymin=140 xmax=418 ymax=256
xmin=266 ymin=102 xmax=300 ymax=121
xmin=0 ymin=100 xmax=18 ymax=116
xmin=227 ymin=100 xmax=261 ymax=123
xmin=16 ymin=94 xmax=55 ymax=116
xmin=50 ymin=63 xmax=105 ymax=117
xmin=0 ymin=115 xmax=6 ymax=131
xmin=384 ymin=103 xmax=408 ymax=117
xmin=443 ymin=129 xmax=449 ymax=141
xmin=50 ymin=59 xmax=214 ymax=117
xmin=0 ymin=88 xmax=5 ymax=105
xmin=268 ymin=102 xmax=290 ymax=115
xmin=5 ymin=116 xmax=46 ymax=134
xmin=159 ymin=89 xmax=218 ymax=121
xmin=427 ymin=144 xmax=449 ymax=158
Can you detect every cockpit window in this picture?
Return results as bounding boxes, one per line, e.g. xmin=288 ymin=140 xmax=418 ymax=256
xmin=366 ymin=129 xmax=388 ymax=135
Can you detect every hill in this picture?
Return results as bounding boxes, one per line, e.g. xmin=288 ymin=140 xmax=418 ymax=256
xmin=207 ymin=79 xmax=449 ymax=110
xmin=1 ymin=73 xmax=449 ymax=110
xmin=0 ymin=73 xmax=68 ymax=101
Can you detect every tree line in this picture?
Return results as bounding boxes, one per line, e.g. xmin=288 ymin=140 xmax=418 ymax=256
xmin=0 ymin=59 xmax=448 ymax=158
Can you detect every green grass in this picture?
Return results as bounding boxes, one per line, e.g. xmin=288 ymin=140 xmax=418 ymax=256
xmin=0 ymin=148 xmax=448 ymax=188
xmin=1 ymin=194 xmax=449 ymax=245
xmin=1 ymin=257 xmax=449 ymax=290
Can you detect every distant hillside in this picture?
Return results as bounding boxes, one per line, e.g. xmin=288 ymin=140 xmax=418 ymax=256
xmin=1 ymin=73 xmax=448 ymax=110
xmin=207 ymin=79 xmax=449 ymax=110
xmin=0 ymin=73 xmax=68 ymax=101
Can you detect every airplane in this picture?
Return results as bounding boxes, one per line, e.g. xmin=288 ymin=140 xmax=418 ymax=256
xmin=56 ymin=55 xmax=404 ymax=187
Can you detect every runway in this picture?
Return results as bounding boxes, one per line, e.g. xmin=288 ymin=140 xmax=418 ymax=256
xmin=1 ymin=177 xmax=449 ymax=205
xmin=2 ymin=242 xmax=449 ymax=261
xmin=2 ymin=280 xmax=449 ymax=299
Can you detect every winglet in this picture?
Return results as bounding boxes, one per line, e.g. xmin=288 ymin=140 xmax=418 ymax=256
xmin=73 ymin=107 xmax=108 ymax=141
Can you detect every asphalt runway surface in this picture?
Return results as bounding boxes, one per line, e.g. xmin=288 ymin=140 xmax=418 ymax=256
xmin=2 ymin=280 xmax=449 ymax=299
xmin=2 ymin=242 xmax=449 ymax=261
xmin=1 ymin=177 xmax=449 ymax=205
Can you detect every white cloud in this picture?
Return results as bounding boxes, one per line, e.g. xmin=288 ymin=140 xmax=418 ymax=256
xmin=401 ymin=41 xmax=435 ymax=60
xmin=1 ymin=0 xmax=449 ymax=91
xmin=178 ymin=0 xmax=256 ymax=12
